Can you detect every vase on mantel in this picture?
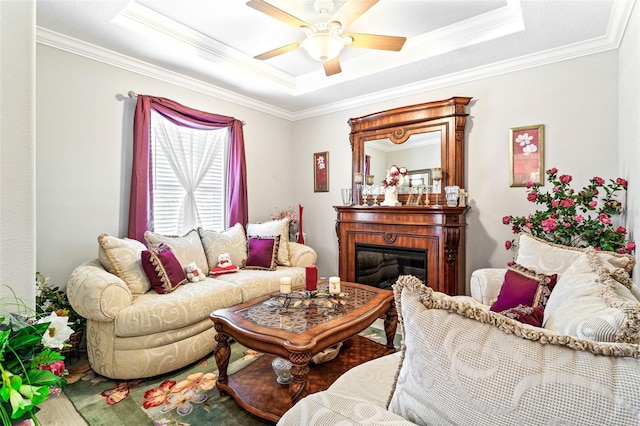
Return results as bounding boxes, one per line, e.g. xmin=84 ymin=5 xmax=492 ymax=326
xmin=381 ymin=186 xmax=401 ymax=206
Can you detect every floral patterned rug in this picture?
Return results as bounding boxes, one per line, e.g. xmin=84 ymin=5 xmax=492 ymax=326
xmin=62 ymin=324 xmax=397 ymax=425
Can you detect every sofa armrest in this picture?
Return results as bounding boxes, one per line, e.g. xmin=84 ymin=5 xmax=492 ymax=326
xmin=66 ymin=259 xmax=133 ymax=322
xmin=278 ymin=391 xmax=416 ymax=426
xmin=469 ymin=268 xmax=506 ymax=305
xmin=288 ymin=242 xmax=317 ymax=267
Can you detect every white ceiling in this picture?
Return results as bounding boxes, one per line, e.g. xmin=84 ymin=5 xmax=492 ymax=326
xmin=36 ymin=0 xmax=635 ymax=120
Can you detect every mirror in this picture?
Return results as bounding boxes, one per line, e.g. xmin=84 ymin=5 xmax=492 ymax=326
xmin=364 ymin=132 xmax=441 ymax=193
xmin=348 ymin=97 xmax=472 ymax=205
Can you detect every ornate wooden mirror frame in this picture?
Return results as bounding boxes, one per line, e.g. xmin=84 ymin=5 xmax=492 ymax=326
xmin=348 ymin=96 xmax=472 ymax=205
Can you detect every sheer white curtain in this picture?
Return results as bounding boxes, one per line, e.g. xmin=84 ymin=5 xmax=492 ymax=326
xmin=151 ymin=110 xmax=227 ymax=235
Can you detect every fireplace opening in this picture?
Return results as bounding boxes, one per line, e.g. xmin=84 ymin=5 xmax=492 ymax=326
xmin=355 ymin=244 xmax=426 ymax=290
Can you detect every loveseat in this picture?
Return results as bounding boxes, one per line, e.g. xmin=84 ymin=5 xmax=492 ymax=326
xmin=278 ymin=234 xmax=640 ymax=425
xmin=67 ymin=219 xmax=316 ymax=380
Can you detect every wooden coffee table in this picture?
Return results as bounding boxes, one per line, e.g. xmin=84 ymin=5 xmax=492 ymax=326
xmin=210 ymin=281 xmax=397 ymax=422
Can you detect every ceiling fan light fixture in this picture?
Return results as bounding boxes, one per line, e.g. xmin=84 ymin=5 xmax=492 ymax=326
xmin=300 ymin=33 xmax=345 ymax=62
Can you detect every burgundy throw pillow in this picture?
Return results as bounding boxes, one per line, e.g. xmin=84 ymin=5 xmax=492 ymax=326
xmin=141 ymin=243 xmax=187 ymax=294
xmin=489 ymin=263 xmax=557 ymax=313
xmin=245 ymin=236 xmax=280 ymax=271
xmin=500 ymin=304 xmax=545 ymax=327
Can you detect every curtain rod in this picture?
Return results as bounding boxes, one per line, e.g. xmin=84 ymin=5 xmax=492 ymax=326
xmin=126 ymin=91 xmax=246 ymax=125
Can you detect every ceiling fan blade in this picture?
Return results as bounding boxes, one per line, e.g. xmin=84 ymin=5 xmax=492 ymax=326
xmin=345 ymin=33 xmax=407 ymax=51
xmin=330 ymin=0 xmax=379 ymax=28
xmin=323 ymin=58 xmax=342 ymax=76
xmin=254 ymin=41 xmax=301 ymax=60
xmin=246 ymin=0 xmax=310 ymax=29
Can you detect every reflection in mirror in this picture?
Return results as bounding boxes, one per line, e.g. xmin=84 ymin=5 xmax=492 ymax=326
xmin=364 ymin=131 xmax=441 ymax=190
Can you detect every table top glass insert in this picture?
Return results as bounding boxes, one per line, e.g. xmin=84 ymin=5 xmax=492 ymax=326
xmin=235 ymin=283 xmax=379 ymax=334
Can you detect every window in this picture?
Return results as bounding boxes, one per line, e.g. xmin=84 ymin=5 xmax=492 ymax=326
xmin=128 ymin=95 xmax=247 ymax=243
xmin=150 ymin=110 xmax=229 ymax=235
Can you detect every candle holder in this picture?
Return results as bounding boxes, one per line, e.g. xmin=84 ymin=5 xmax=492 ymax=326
xmin=354 ymin=173 xmax=364 ymax=205
xmin=431 ymin=168 xmax=443 ymax=205
xmin=272 ymin=357 xmax=293 ymax=384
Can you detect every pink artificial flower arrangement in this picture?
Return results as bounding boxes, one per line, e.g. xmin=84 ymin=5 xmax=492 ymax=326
xmin=382 ymin=165 xmax=408 ymax=187
xmin=503 ymin=167 xmax=634 ymax=254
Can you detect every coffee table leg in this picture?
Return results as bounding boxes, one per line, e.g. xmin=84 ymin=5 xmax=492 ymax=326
xmin=213 ymin=323 xmax=231 ymax=395
xmin=288 ymin=352 xmax=311 ymax=405
xmin=384 ymin=306 xmax=398 ymax=350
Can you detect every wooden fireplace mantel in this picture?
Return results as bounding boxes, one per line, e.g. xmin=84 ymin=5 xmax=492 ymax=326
xmin=335 ymin=205 xmax=468 ymax=295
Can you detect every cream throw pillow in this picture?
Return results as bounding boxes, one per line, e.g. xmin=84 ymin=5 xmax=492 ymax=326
xmin=198 ymin=223 xmax=248 ymax=270
xmin=515 ymin=233 xmax=635 ymax=276
xmin=542 ymin=249 xmax=640 ymax=343
xmin=144 ymin=229 xmax=209 ymax=273
xmin=246 ymin=218 xmax=291 ymax=266
xmin=387 ymin=275 xmax=640 ymax=425
xmin=97 ymin=234 xmax=150 ymax=294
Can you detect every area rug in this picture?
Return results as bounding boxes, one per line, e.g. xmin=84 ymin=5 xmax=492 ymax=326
xmin=62 ymin=323 xmax=400 ymax=426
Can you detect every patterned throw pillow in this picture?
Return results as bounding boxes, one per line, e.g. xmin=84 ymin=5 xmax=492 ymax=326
xmin=198 ymin=223 xmax=248 ymax=269
xmin=543 ymin=250 xmax=640 ymax=343
xmin=245 ymin=236 xmax=280 ymax=271
xmin=97 ymin=233 xmax=150 ymax=294
xmin=246 ymin=218 xmax=291 ymax=266
xmin=489 ymin=263 xmax=557 ymax=313
xmin=144 ymin=229 xmax=208 ymax=273
xmin=500 ymin=304 xmax=545 ymax=327
xmin=141 ymin=244 xmax=187 ymax=294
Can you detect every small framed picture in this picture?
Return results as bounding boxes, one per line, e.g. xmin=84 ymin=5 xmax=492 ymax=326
xmin=510 ymin=124 xmax=544 ymax=187
xmin=314 ymin=151 xmax=329 ymax=192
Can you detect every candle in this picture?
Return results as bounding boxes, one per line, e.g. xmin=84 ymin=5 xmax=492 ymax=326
xmin=280 ymin=277 xmax=292 ymax=294
xmin=329 ymin=276 xmax=341 ymax=295
xmin=305 ymin=265 xmax=318 ymax=291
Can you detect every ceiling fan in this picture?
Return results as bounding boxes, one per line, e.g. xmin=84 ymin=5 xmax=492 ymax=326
xmin=247 ymin=0 xmax=407 ymax=76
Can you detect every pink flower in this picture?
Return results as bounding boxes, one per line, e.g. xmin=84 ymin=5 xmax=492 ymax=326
xmin=589 ymin=200 xmax=598 ymax=208
xmin=548 ymin=167 xmax=558 ymax=174
xmin=502 ymin=216 xmax=510 ymax=225
xmin=525 ymin=221 xmax=532 ymax=229
xmin=626 ymin=242 xmax=636 ymax=251
xmin=541 ymin=218 xmax=557 ymax=232
xmin=39 ymin=360 xmax=66 ymax=377
xmin=559 ymin=174 xmax=572 ymax=184
xmin=563 ymin=222 xmax=571 ymax=228
xmin=593 ymin=176 xmax=605 ymax=185
xmin=593 ymin=188 xmax=599 ymax=196
xmin=505 ymin=240 xmax=512 ymax=250
xmin=527 ymin=192 xmax=538 ymax=202
xmin=526 ymin=181 xmax=533 ymax=189
xmin=617 ymin=226 xmax=627 ymax=234
xmin=575 ymin=215 xmax=584 ymax=223
xmin=616 ymin=178 xmax=628 ymax=188
xmin=551 ymin=200 xmax=559 ymax=208
xmin=599 ymin=213 xmax=611 ymax=224
xmin=553 ymin=186 xmax=559 ymax=192
xmin=560 ymin=199 xmax=575 ymax=208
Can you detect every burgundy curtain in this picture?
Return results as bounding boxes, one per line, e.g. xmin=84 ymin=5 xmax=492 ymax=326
xmin=128 ymin=95 xmax=248 ymax=242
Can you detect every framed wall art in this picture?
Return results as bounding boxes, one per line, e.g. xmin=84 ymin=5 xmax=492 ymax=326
xmin=313 ymin=151 xmax=329 ymax=192
xmin=509 ymin=124 xmax=544 ymax=187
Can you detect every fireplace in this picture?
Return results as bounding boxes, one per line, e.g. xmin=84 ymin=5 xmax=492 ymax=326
xmin=356 ymin=244 xmax=426 ymax=290
xmin=335 ymin=205 xmax=467 ymax=295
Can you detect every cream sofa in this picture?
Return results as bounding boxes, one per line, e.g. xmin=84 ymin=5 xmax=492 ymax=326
xmin=67 ymin=221 xmax=317 ymax=380
xmin=278 ymin=235 xmax=640 ymax=425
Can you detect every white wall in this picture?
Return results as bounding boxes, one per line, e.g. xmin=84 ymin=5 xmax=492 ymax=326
xmin=0 ymin=1 xmax=36 ymax=306
xmin=619 ymin=1 xmax=640 ymax=277
xmin=36 ymin=45 xmax=295 ymax=287
xmin=293 ymin=52 xmax=621 ymax=289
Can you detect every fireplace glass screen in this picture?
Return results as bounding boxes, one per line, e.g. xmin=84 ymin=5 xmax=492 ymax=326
xmin=355 ymin=244 xmax=426 ymax=290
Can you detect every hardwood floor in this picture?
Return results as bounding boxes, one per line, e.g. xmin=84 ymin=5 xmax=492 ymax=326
xmin=37 ymin=392 xmax=87 ymax=425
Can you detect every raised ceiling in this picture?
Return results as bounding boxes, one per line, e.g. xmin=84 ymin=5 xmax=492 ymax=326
xmin=36 ymin=0 xmax=635 ymax=119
